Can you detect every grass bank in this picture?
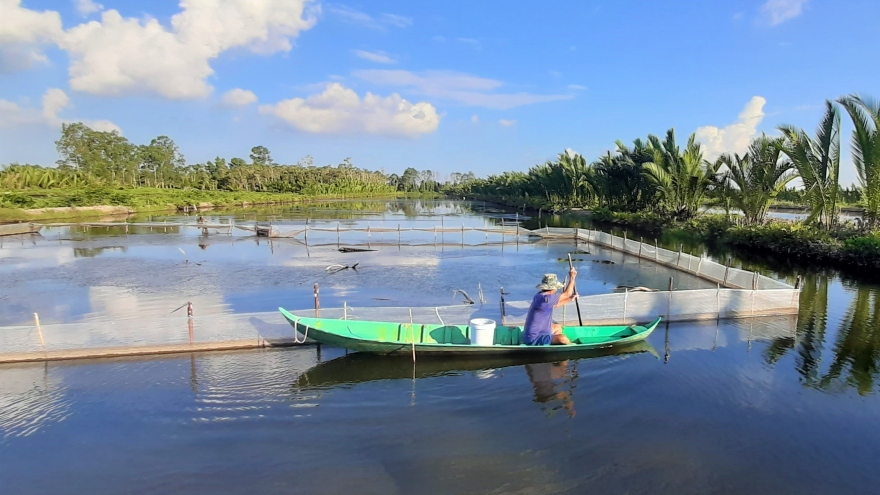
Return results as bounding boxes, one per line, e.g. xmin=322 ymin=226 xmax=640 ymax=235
xmin=0 ymin=188 xmax=432 ymax=222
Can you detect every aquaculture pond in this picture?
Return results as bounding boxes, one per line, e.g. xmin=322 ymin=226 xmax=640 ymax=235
xmin=1 ymin=200 xmax=879 ymax=495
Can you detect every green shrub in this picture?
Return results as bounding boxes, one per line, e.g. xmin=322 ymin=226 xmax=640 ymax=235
xmin=0 ymin=192 xmax=37 ymax=208
xmin=843 ymin=233 xmax=880 ymax=259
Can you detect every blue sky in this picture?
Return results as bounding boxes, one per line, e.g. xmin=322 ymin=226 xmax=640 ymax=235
xmin=0 ymin=0 xmax=877 ymax=185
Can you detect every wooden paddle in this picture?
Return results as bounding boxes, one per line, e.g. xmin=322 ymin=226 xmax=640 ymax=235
xmin=567 ymin=253 xmax=583 ymax=326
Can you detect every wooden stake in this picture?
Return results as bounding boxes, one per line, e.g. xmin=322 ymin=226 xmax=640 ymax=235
xmin=313 ymin=284 xmax=320 ymax=316
xmin=409 ymin=309 xmax=416 ymax=363
xmin=34 ymin=313 xmax=44 ymax=348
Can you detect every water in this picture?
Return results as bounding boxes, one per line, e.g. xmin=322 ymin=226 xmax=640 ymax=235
xmin=1 ymin=200 xmax=880 ymax=494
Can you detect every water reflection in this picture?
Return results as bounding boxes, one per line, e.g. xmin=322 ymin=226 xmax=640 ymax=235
xmin=294 ymin=342 xmax=655 ymax=392
xmin=525 ymin=361 xmax=577 ymax=418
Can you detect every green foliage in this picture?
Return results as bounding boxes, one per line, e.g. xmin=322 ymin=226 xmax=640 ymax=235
xmin=838 ymin=94 xmax=880 ymax=228
xmin=778 ymin=101 xmax=841 ymax=228
xmin=718 ymin=135 xmax=797 ymax=224
xmin=643 ymin=129 xmax=718 ymax=221
xmin=843 ymin=233 xmax=880 ymax=259
xmin=726 ymin=222 xmax=841 ymax=260
xmin=591 ymin=207 xmax=669 ymax=233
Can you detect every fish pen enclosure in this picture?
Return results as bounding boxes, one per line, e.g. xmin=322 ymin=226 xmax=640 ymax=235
xmin=0 ymin=224 xmax=799 ymax=363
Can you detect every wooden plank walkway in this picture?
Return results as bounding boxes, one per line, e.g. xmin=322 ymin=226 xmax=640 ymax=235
xmin=0 ymin=338 xmax=311 ymax=364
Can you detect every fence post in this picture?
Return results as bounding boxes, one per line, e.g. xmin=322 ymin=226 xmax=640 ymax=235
xmin=677 ymin=244 xmax=683 ymax=267
xmin=623 ymin=232 xmax=628 ymax=253
xmin=667 ymin=277 xmax=673 ymax=319
xmin=722 ymin=257 xmax=731 ymax=287
xmin=499 ymin=288 xmax=507 ymax=325
xmin=638 ymin=237 xmax=643 ymax=259
xmin=34 ymin=313 xmax=45 ymax=349
xmin=696 ymin=256 xmax=703 ymax=276
xmin=313 ymin=284 xmax=320 ymax=316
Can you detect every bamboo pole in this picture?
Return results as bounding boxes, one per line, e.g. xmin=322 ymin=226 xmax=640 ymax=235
xmin=34 ymin=313 xmax=44 ymax=348
xmin=313 ymin=284 xmax=320 ymax=316
xmin=409 ymin=309 xmax=416 ymax=363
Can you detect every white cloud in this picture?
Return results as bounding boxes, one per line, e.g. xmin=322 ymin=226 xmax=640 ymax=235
xmin=0 ymin=88 xmax=120 ymax=133
xmin=221 ymin=88 xmax=258 ymax=107
xmin=0 ymin=0 xmax=63 ymax=72
xmin=353 ymin=69 xmax=574 ymax=110
xmin=567 ymin=84 xmax=587 ymax=91
xmin=59 ymin=0 xmax=318 ymax=99
xmin=695 ymin=96 xmax=766 ymax=159
xmin=328 ymin=5 xmax=411 ymax=30
xmin=352 ymin=49 xmax=396 ymax=64
xmin=565 ymin=148 xmax=577 ymax=158
xmin=499 ymin=119 xmax=516 ymax=127
xmin=759 ymin=0 xmax=807 ymax=26
xmin=74 ymin=0 xmax=102 ymax=16
xmin=259 ymin=83 xmax=440 ymax=137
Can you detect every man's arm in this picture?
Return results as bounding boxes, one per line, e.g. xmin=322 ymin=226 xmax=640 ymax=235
xmin=554 ymin=268 xmax=578 ymax=307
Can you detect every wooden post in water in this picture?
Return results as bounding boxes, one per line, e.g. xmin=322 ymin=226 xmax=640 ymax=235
xmin=499 ymin=288 xmax=507 ymax=325
xmin=34 ymin=313 xmax=44 ymax=349
xmin=638 ymin=237 xmax=643 ymax=260
xmin=667 ymin=277 xmax=674 ymax=319
xmin=461 ymin=225 xmax=465 ymax=248
xmin=623 ymin=232 xmax=627 ymax=253
xmin=722 ymin=257 xmax=732 ymax=287
xmin=409 ymin=309 xmax=416 ymax=363
xmin=337 ymin=222 xmax=340 ymax=248
xmin=677 ymin=244 xmax=683 ymax=267
xmin=313 ymin=284 xmax=320 ymax=316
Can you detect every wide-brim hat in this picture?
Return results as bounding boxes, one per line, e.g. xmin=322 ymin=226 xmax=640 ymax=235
xmin=536 ymin=273 xmax=564 ymax=291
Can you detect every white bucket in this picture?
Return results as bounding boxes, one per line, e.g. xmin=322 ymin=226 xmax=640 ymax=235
xmin=469 ymin=318 xmax=496 ymax=346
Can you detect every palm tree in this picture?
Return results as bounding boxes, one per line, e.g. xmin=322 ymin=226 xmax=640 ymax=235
xmin=719 ymin=135 xmax=797 ymax=225
xmin=837 ymin=94 xmax=880 ymax=229
xmin=643 ymin=129 xmax=719 ymax=220
xmin=778 ymin=101 xmax=841 ymax=229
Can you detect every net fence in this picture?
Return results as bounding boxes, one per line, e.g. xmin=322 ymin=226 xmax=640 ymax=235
xmin=536 ymin=227 xmax=794 ymax=290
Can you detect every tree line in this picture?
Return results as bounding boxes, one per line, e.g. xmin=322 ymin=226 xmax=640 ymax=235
xmin=449 ymin=94 xmax=880 ymax=230
xmin=0 ymin=123 xmax=480 ymax=198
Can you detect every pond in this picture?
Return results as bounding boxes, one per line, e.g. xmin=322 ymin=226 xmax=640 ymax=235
xmin=1 ymin=200 xmax=879 ymax=494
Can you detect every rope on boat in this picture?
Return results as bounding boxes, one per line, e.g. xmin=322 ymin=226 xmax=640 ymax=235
xmin=291 ymin=317 xmax=309 ymax=344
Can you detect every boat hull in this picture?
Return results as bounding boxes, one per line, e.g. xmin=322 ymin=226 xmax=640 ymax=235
xmin=279 ymin=308 xmax=660 ymax=355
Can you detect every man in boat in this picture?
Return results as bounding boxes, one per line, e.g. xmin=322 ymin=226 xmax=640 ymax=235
xmin=523 ymin=268 xmax=577 ymax=345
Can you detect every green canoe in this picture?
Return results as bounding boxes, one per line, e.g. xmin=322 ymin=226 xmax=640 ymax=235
xmin=279 ymin=307 xmax=661 ymax=355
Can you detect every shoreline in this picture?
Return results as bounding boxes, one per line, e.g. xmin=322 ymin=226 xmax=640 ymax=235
xmin=0 ymin=192 xmax=440 ymax=223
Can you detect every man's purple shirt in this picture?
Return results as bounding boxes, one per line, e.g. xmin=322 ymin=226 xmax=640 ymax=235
xmin=523 ymin=291 xmax=560 ymax=345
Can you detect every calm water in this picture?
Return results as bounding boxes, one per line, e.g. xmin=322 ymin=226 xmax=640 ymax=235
xmin=1 ymin=200 xmax=879 ymax=494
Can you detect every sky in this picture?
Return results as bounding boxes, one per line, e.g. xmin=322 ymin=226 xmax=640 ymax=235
xmin=0 ymin=0 xmax=878 ymax=185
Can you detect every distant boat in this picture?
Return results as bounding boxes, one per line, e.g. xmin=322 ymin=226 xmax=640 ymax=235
xmin=279 ymin=307 xmax=660 ymax=355
xmin=0 ymin=223 xmax=42 ymax=237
